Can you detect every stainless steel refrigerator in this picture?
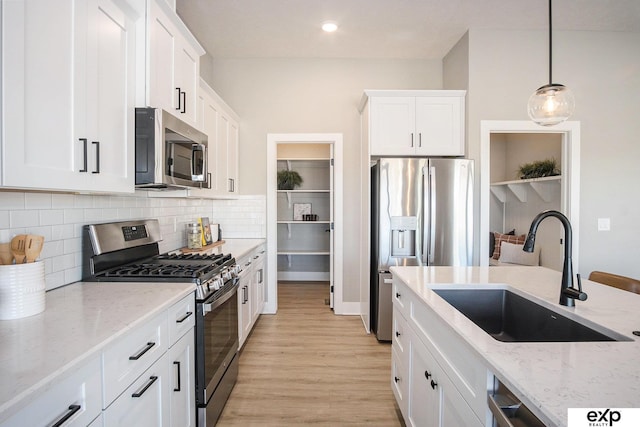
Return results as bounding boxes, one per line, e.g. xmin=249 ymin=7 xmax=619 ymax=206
xmin=371 ymin=158 xmax=474 ymax=341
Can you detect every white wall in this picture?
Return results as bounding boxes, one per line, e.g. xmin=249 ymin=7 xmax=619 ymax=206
xmin=0 ymin=191 xmax=265 ymax=290
xmin=448 ymin=29 xmax=640 ymax=279
xmin=202 ymin=58 xmax=443 ymax=301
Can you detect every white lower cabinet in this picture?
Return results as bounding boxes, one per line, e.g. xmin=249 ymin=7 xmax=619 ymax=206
xmin=237 ymin=244 xmax=266 ymax=349
xmin=392 ymin=280 xmax=488 ymax=427
xmin=0 ymin=355 xmax=102 ymax=427
xmin=167 ymin=331 xmax=196 ymax=427
xmin=238 ymin=254 xmax=253 ymax=348
xmin=103 ymin=353 xmax=170 ymax=426
xmin=407 ymin=329 xmax=483 ymax=427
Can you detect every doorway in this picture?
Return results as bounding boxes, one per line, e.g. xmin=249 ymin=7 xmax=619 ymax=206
xmin=480 ymin=121 xmax=581 ymax=269
xmin=266 ymin=133 xmax=344 ymax=314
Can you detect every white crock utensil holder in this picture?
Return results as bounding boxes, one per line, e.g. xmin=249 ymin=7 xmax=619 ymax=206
xmin=0 ymin=261 xmax=46 ymax=320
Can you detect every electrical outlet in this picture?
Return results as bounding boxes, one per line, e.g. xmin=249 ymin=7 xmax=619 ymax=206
xmin=597 ymin=218 xmax=610 ymax=231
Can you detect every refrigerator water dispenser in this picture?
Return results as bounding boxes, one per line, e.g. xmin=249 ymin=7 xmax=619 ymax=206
xmin=390 ymin=216 xmax=417 ymax=257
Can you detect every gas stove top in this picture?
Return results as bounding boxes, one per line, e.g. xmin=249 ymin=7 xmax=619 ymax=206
xmin=83 ymin=219 xmax=238 ymax=301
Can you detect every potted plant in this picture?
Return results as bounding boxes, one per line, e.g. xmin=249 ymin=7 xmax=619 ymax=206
xmin=277 ymin=170 xmax=303 ymax=190
xmin=518 ymin=158 xmax=560 ymax=179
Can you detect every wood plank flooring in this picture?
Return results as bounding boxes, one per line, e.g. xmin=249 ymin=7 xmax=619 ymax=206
xmin=217 ymin=282 xmax=404 ymax=426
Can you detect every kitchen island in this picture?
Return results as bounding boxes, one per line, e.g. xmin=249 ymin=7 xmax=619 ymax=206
xmin=390 ymin=266 xmax=640 ymax=427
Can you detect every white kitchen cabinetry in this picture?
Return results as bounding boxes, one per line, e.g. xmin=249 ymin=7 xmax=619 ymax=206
xmin=0 ymin=355 xmax=102 ymax=427
xmin=237 ymin=244 xmax=266 ymax=348
xmin=191 ymin=79 xmax=240 ymax=197
xmin=103 ymin=293 xmax=195 ymax=426
xmin=362 ymin=91 xmax=466 ymax=156
xmin=167 ymin=330 xmax=196 ymax=427
xmin=277 ymin=159 xmax=332 ymax=282
xmin=1 ymin=0 xmax=137 ymax=193
xmin=103 ymin=353 xmax=170 ymax=426
xmin=146 ymin=0 xmax=204 ymax=128
xmin=391 ymin=279 xmax=490 ymax=427
xmin=252 ymin=244 xmax=266 ymax=322
xmin=237 ymin=253 xmax=254 ymax=349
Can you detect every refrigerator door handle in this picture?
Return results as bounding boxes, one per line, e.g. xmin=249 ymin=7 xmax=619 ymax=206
xmin=422 ymin=166 xmax=429 ymax=265
xmin=428 ymin=166 xmax=436 ymax=264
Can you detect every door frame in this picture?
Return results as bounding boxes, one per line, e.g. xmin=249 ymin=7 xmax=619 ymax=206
xmin=479 ymin=120 xmax=581 ymax=268
xmin=265 ymin=133 xmax=344 ymax=314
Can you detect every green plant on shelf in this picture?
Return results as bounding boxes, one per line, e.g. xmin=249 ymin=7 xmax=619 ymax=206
xmin=277 ymin=170 xmax=303 ymax=190
xmin=518 ymin=158 xmax=560 ymax=180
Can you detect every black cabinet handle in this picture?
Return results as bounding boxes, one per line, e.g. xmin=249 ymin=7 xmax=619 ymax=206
xmin=176 ymin=311 xmax=192 ymax=323
xmin=92 ymin=141 xmax=100 ymax=173
xmin=394 ymin=376 xmax=400 ymax=383
xmin=395 ymin=331 xmax=401 ymax=337
xmin=181 ymin=90 xmax=186 ymax=114
xmin=424 ymin=370 xmax=431 ymax=379
xmin=430 ymin=379 xmax=438 ymax=390
xmin=395 ymin=292 xmax=401 ymax=299
xmin=131 ymin=376 xmax=158 ymax=398
xmin=129 ymin=342 xmax=155 ymax=360
xmin=173 ymin=361 xmax=181 ymax=392
xmin=79 ymin=138 xmax=88 ymax=172
xmin=175 ymin=87 xmax=182 ymax=111
xmin=51 ymin=404 xmax=81 ymax=427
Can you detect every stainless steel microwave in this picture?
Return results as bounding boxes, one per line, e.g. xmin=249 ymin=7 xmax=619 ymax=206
xmin=135 ymin=108 xmax=209 ymax=189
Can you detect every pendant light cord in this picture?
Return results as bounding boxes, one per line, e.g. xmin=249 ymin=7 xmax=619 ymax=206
xmin=548 ymin=0 xmax=553 ymax=85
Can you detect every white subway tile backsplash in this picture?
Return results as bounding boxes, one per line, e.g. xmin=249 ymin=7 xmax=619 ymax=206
xmin=39 ymin=209 xmax=64 ymax=226
xmin=25 ymin=193 xmax=52 ymax=209
xmin=1 ymin=190 xmax=265 ymax=291
xmin=10 ymin=210 xmax=40 ymax=228
xmin=0 ymin=192 xmax=25 ymax=209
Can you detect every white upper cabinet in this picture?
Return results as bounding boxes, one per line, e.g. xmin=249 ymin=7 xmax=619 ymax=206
xmin=365 ymin=91 xmax=466 ymax=157
xmin=1 ymin=0 xmax=137 ymax=193
xmin=145 ymin=0 xmax=204 ymax=128
xmin=190 ymin=79 xmax=240 ymax=197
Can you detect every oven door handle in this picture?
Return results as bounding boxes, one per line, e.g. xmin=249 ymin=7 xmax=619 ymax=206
xmin=203 ymin=281 xmax=238 ymax=315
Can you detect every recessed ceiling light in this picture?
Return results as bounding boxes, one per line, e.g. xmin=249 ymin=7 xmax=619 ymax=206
xmin=322 ymin=21 xmax=338 ymax=33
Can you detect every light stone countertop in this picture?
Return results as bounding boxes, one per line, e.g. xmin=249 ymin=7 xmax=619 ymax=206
xmin=390 ymin=266 xmax=640 ymax=427
xmin=0 ymin=281 xmax=194 ymax=423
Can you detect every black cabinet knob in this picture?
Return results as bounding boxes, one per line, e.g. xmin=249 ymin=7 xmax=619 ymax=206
xmin=394 ymin=376 xmax=400 ymax=383
xmin=424 ymin=370 xmax=431 ymax=379
xmin=430 ymin=379 xmax=438 ymax=390
xmin=395 ymin=331 xmax=401 ymax=337
xmin=396 ymin=292 xmax=401 ymax=298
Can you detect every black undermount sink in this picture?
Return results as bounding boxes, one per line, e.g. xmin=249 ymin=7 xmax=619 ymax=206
xmin=433 ymin=288 xmax=629 ymax=342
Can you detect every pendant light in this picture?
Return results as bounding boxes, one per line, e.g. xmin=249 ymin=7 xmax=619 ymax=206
xmin=527 ymin=0 xmax=575 ymax=126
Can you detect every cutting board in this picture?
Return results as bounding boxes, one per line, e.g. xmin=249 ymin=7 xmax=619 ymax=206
xmin=181 ymin=240 xmax=225 ymax=253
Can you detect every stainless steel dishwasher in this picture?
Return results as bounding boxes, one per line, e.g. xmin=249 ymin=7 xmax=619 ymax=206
xmin=488 ymin=379 xmax=546 ymax=427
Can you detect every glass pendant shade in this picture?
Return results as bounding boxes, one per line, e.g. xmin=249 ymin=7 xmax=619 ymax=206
xmin=528 ymin=83 xmax=575 ymax=126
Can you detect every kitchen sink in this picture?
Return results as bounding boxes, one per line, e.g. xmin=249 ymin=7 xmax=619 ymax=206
xmin=433 ymin=288 xmax=630 ymax=342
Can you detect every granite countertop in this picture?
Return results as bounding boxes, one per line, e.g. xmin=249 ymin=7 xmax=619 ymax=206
xmin=0 ymin=281 xmax=194 ymax=423
xmin=390 ymin=266 xmax=640 ymax=427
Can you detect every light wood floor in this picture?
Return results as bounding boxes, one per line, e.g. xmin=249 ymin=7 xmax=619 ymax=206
xmin=217 ymin=282 xmax=404 ymax=426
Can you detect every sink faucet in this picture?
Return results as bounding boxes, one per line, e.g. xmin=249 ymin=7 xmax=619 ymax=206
xmin=523 ymin=210 xmax=587 ymax=307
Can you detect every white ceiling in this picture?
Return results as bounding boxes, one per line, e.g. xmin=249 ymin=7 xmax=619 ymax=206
xmin=175 ymin=0 xmax=640 ymax=60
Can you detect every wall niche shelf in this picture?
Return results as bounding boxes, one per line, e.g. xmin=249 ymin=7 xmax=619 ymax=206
xmin=490 ymin=175 xmax=561 ymax=203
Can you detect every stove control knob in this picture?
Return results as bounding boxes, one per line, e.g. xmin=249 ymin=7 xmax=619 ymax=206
xmin=222 ymin=269 xmax=232 ymax=281
xmin=212 ymin=278 xmax=224 ymax=290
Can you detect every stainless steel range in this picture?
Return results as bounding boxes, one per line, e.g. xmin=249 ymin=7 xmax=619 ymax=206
xmin=83 ymin=219 xmax=239 ymax=426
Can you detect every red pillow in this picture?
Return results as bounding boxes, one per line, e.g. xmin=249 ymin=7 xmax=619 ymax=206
xmin=492 ymin=232 xmax=526 ymax=260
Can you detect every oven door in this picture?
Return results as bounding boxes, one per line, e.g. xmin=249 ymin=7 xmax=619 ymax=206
xmin=196 ymin=280 xmax=239 ymax=405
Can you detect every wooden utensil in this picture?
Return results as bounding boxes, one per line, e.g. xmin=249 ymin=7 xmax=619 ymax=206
xmin=0 ymin=243 xmax=13 ymax=265
xmin=10 ymin=235 xmax=27 ymax=264
xmin=24 ymin=235 xmax=45 ymax=263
